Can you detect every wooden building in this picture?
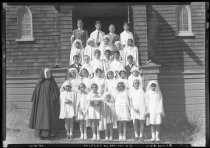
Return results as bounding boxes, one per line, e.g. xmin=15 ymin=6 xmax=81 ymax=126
xmin=4 ymin=2 xmax=206 ymax=132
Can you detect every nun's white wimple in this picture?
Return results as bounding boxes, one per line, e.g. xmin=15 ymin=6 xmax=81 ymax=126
xmin=44 ymin=68 xmax=50 ymax=79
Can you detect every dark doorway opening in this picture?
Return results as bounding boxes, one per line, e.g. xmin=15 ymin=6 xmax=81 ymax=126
xmin=72 ymin=5 xmax=133 ymax=36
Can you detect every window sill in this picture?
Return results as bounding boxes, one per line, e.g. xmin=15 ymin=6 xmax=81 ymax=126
xmin=176 ymin=31 xmax=194 ymax=37
xmin=15 ymin=37 xmax=34 ymax=42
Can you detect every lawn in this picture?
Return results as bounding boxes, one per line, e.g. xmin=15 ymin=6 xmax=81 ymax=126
xmin=4 ymin=103 xmax=206 ymax=147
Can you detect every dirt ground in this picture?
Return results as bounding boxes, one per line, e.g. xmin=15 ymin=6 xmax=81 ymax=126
xmin=4 ymin=105 xmax=206 ymax=147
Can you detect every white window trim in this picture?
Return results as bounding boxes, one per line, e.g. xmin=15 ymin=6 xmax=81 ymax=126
xmin=176 ymin=5 xmax=194 ymax=37
xmin=16 ymin=6 xmax=34 ymax=42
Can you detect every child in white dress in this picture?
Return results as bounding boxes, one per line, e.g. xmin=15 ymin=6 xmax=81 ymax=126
xmin=91 ymin=68 xmax=105 ymax=96
xmin=59 ymin=81 xmax=76 ymax=139
xmin=76 ymin=83 xmax=89 ymax=140
xmin=145 ymin=80 xmax=165 ymax=142
xmin=84 ymin=38 xmax=98 ymax=61
xmin=128 ymin=66 xmax=144 ymax=90
xmin=115 ymin=41 xmax=126 ymax=65
xmin=112 ymin=81 xmax=131 ymax=140
xmin=81 ymin=55 xmax=93 ymax=77
xmin=116 ymin=69 xmax=129 ymax=89
xmin=79 ymin=68 xmax=92 ymax=93
xmin=87 ymin=83 xmax=103 ymax=140
xmin=99 ymin=35 xmax=113 ymax=60
xmin=102 ymin=92 xmax=117 ymax=140
xmin=110 ymin=50 xmax=124 ymax=78
xmin=129 ymin=79 xmax=146 ymax=141
xmin=105 ymin=70 xmax=117 ymax=94
xmin=62 ymin=68 xmax=81 ymax=93
xmin=70 ymin=39 xmax=84 ymax=65
xmin=124 ymin=38 xmax=139 ymax=66
xmin=90 ymin=50 xmax=104 ymax=76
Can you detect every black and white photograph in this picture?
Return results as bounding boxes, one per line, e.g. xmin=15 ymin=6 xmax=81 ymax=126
xmin=2 ymin=1 xmax=209 ymax=147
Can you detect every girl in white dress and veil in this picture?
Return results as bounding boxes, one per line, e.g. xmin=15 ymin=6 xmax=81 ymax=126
xmin=60 ymin=68 xmax=81 ymax=94
xmin=59 ymin=81 xmax=76 ymax=139
xmin=124 ymin=38 xmax=139 ymax=66
xmin=128 ymin=66 xmax=144 ymax=90
xmin=114 ymin=41 xmax=126 ymax=65
xmin=129 ymin=79 xmax=146 ymax=141
xmin=79 ymin=68 xmax=92 ymax=93
xmin=70 ymin=39 xmax=84 ymax=65
xmin=84 ymin=38 xmax=98 ymax=61
xmin=145 ymin=80 xmax=165 ymax=142
xmin=99 ymin=35 xmax=113 ymax=60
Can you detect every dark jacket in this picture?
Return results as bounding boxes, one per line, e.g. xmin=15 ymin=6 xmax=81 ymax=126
xmin=69 ymin=63 xmax=82 ymax=73
xmin=125 ymin=64 xmax=137 ymax=77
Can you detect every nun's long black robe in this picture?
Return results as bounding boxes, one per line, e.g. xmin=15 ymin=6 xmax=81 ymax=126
xmin=29 ymin=70 xmax=60 ymax=138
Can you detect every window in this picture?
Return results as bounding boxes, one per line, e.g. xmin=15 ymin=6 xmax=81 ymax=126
xmin=177 ymin=5 xmax=194 ymax=36
xmin=16 ymin=7 xmax=34 ymax=41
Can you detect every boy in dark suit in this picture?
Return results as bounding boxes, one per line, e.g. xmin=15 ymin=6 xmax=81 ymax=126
xmin=124 ymin=55 xmax=137 ymax=77
xmin=69 ymin=55 xmax=82 ymax=73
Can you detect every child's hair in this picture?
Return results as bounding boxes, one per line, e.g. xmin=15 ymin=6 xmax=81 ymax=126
xmin=95 ymin=21 xmax=101 ymax=26
xmin=95 ymin=68 xmax=103 ymax=74
xmin=94 ymin=49 xmax=101 ymax=55
xmin=104 ymin=36 xmax=110 ymax=41
xmin=91 ymin=83 xmax=98 ymax=89
xmin=123 ymin=22 xmax=130 ymax=27
xmin=104 ymin=49 xmax=111 ymax=55
xmin=78 ymin=83 xmax=86 ymax=90
xmin=119 ymin=70 xmax=127 ymax=76
xmin=77 ymin=19 xmax=83 ymax=24
xmin=127 ymin=38 xmax=133 ymax=42
xmin=117 ymin=82 xmax=125 ymax=90
xmin=84 ymin=55 xmax=90 ymax=60
xmin=151 ymin=83 xmax=156 ymax=87
xmin=113 ymin=50 xmax=120 ymax=55
xmin=133 ymin=79 xmax=140 ymax=85
xmin=127 ymin=55 xmax=133 ymax=60
xmin=106 ymin=71 xmax=114 ymax=79
xmin=79 ymin=68 xmax=89 ymax=77
xmin=109 ymin=24 xmax=115 ymax=28
xmin=73 ymin=55 xmax=79 ymax=59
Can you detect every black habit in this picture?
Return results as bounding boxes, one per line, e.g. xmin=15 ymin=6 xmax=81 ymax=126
xmin=29 ymin=69 xmax=60 ymax=138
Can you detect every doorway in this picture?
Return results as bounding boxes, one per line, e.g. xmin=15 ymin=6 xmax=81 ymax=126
xmin=72 ymin=5 xmax=133 ymax=36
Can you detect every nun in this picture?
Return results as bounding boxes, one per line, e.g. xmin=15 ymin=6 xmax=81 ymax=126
xmin=29 ymin=68 xmax=60 ymax=140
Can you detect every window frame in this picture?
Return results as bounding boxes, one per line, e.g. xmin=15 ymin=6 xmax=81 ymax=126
xmin=15 ymin=6 xmax=34 ymax=42
xmin=176 ymin=5 xmax=194 ymax=37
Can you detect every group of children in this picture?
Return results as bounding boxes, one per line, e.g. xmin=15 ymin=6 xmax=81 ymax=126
xmin=58 ymin=21 xmax=165 ymax=142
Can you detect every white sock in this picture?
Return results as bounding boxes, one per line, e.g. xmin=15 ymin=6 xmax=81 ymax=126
xmin=139 ymin=132 xmax=143 ymax=138
xmin=156 ymin=131 xmax=159 ymax=138
xmin=152 ymin=133 xmax=155 ymax=139
xmin=135 ymin=132 xmax=138 ymax=138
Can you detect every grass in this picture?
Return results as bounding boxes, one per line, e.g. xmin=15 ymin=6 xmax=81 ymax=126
xmin=4 ymin=104 xmax=206 ymax=146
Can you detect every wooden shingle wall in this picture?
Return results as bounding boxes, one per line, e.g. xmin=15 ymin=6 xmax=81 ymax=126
xmin=146 ymin=2 xmax=206 ymax=128
xmin=6 ymin=6 xmax=61 ymax=75
xmin=147 ymin=2 xmax=205 ymax=71
xmin=59 ymin=7 xmax=73 ymax=66
xmin=132 ymin=5 xmax=148 ymax=65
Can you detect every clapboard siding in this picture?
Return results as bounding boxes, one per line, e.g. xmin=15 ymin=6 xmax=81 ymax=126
xmin=158 ymin=71 xmax=205 ymax=116
xmin=132 ymin=5 xmax=148 ymax=65
xmin=5 ymin=6 xmax=62 ymax=75
xmin=147 ymin=3 xmax=205 ymax=72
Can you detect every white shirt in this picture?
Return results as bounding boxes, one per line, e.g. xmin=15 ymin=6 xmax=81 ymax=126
xmin=110 ymin=59 xmax=124 ymax=72
xmin=90 ymin=29 xmax=105 ymax=44
xmin=120 ymin=30 xmax=133 ymax=46
xmin=90 ymin=58 xmax=104 ymax=74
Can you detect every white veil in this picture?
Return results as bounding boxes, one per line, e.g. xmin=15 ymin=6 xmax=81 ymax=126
xmin=70 ymin=39 xmax=84 ymax=65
